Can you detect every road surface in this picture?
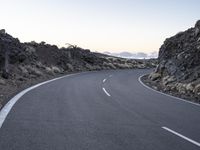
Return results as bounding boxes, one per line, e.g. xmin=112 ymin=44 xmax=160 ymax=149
xmin=0 ymin=69 xmax=200 ymax=150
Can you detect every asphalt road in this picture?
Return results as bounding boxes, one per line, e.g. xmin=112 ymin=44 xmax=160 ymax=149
xmin=0 ymin=69 xmax=200 ymax=150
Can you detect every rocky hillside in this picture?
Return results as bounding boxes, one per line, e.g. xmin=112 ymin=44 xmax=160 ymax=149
xmin=148 ymin=20 xmax=200 ymax=102
xmin=0 ymin=29 xmax=157 ymax=109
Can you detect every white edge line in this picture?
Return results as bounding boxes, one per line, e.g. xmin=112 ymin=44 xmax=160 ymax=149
xmin=162 ymin=127 xmax=200 ymax=147
xmin=102 ymin=87 xmax=111 ymax=97
xmin=0 ymin=72 xmax=87 ymax=128
xmin=138 ymin=74 xmax=200 ymax=107
xmin=103 ymin=78 xmax=107 ymax=83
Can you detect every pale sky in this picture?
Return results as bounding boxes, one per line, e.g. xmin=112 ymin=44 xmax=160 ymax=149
xmin=0 ymin=0 xmax=200 ymax=53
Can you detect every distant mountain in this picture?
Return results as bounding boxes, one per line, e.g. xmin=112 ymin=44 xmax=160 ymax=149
xmin=103 ymin=51 xmax=158 ymax=59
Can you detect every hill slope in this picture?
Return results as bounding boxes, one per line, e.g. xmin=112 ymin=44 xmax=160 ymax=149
xmin=0 ymin=30 xmax=157 ymax=109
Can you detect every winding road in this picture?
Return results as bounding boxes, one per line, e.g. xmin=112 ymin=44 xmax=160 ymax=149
xmin=0 ymin=69 xmax=200 ymax=150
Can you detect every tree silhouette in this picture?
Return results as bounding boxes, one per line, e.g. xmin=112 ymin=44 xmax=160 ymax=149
xmin=65 ymin=43 xmax=78 ymax=49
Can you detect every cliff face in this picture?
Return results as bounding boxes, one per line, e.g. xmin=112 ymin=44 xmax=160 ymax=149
xmin=149 ymin=20 xmax=200 ymax=101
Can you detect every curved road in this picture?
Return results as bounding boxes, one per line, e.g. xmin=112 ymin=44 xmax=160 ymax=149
xmin=0 ymin=69 xmax=200 ymax=150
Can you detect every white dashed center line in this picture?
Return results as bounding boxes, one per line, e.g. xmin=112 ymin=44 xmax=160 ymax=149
xmin=162 ymin=127 xmax=200 ymax=147
xmin=102 ymin=88 xmax=111 ymax=97
xmin=102 ymin=75 xmax=112 ymax=96
xmin=103 ymin=78 xmax=107 ymax=83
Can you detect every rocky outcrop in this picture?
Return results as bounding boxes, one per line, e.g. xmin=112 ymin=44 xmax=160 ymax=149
xmin=148 ymin=20 xmax=200 ymax=102
xmin=0 ymin=30 xmax=157 ymax=109
xmin=0 ymin=31 xmax=157 ymax=77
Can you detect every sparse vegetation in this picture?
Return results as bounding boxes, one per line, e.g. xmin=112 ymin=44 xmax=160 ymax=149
xmin=0 ymin=30 xmax=157 ymax=110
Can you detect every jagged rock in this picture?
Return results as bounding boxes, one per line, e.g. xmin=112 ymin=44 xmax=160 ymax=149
xmin=51 ymin=66 xmax=62 ymax=73
xmin=150 ymin=20 xmax=200 ymax=100
xmin=148 ymin=72 xmax=161 ymax=81
xmin=158 ymin=20 xmax=200 ymax=77
xmin=162 ymin=75 xmax=176 ymax=85
xmin=186 ymin=83 xmax=194 ymax=92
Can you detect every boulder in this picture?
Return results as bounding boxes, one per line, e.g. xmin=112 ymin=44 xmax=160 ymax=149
xmin=51 ymin=66 xmax=62 ymax=73
xmin=148 ymin=72 xmax=161 ymax=81
xmin=185 ymin=83 xmax=194 ymax=92
xmin=45 ymin=67 xmax=54 ymax=74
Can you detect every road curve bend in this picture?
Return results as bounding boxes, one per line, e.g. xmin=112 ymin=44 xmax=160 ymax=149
xmin=0 ymin=69 xmax=200 ymax=150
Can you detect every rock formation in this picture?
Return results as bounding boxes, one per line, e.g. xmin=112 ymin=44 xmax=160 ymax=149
xmin=0 ymin=30 xmax=157 ymax=109
xmin=149 ymin=20 xmax=200 ymax=101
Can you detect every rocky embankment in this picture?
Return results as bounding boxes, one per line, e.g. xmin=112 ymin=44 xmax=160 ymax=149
xmin=0 ymin=30 xmax=157 ymax=109
xmin=143 ymin=20 xmax=200 ymax=103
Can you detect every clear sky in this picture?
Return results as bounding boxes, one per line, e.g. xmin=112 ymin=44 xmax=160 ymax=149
xmin=0 ymin=0 xmax=200 ymax=53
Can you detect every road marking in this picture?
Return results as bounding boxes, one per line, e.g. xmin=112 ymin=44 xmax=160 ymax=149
xmin=0 ymin=72 xmax=86 ymax=129
xmin=138 ymin=75 xmax=200 ymax=107
xmin=162 ymin=127 xmax=200 ymax=147
xmin=103 ymin=78 xmax=107 ymax=83
xmin=102 ymin=87 xmax=111 ymax=97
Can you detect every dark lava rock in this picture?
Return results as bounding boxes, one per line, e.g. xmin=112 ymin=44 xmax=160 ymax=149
xmin=0 ymin=29 xmax=157 ymax=80
xmin=157 ymin=20 xmax=200 ymax=81
xmin=149 ymin=20 xmax=200 ymax=102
